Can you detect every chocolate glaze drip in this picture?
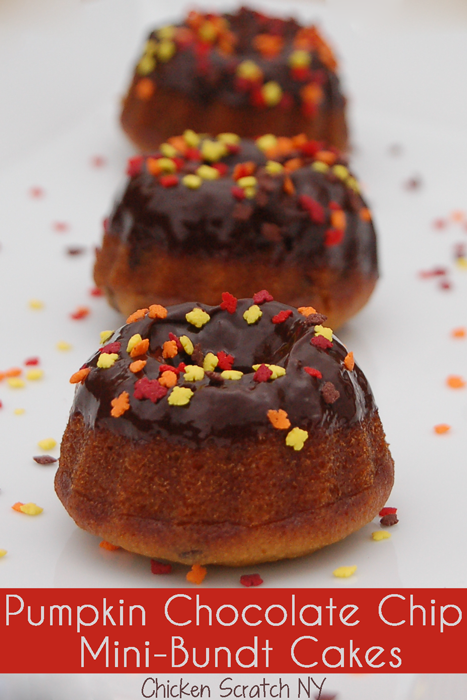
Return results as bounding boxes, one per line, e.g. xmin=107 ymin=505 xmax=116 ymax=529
xmin=108 ymin=138 xmax=378 ymax=280
xmin=141 ymin=7 xmax=345 ymax=112
xmin=72 ymin=299 xmax=376 ymax=448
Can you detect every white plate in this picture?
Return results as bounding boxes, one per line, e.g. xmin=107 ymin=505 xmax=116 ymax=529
xmin=0 ymin=0 xmax=466 ymax=695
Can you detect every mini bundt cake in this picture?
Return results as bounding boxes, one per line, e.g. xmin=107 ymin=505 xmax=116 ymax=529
xmin=120 ymin=6 xmax=348 ymax=152
xmin=94 ymin=133 xmax=378 ymax=329
xmin=56 ymin=296 xmax=394 ymax=566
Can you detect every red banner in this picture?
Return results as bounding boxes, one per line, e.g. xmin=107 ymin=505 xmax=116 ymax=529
xmin=1 ymin=588 xmax=465 ymax=673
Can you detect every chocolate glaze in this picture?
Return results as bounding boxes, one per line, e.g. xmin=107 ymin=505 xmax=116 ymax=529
xmin=137 ymin=7 xmax=345 ymax=113
xmin=107 ymin=138 xmax=378 ymax=281
xmin=72 ymin=298 xmax=376 ymax=448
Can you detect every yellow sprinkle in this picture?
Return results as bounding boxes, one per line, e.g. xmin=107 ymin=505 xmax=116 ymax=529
xmin=160 ymin=143 xmax=178 ymax=158
xmin=221 ymin=370 xmax=243 ymax=381
xmin=288 ymin=49 xmax=311 ymax=68
xmin=183 ymin=129 xmax=200 ymax=147
xmin=332 ymin=164 xmax=349 ymax=181
xmin=26 ymin=369 xmax=43 ymax=381
xmin=97 ymin=353 xmax=119 ymax=369
xmin=333 ymin=565 xmax=357 ymax=579
xmin=217 ymin=133 xmax=240 ymax=145
xmin=19 ymin=503 xmax=43 ymax=516
xmin=251 ymin=364 xmax=286 ymax=379
xmin=0 ymin=549 xmax=7 ymax=558
xmin=56 ymin=340 xmax=72 ymax=351
xmin=311 ymin=161 xmax=329 ymax=173
xmin=285 ymin=427 xmax=309 ymax=451
xmin=7 ymin=378 xmax=25 ymax=389
xmin=346 ymin=176 xmax=360 ymax=194
xmin=137 ymin=54 xmax=156 ymax=75
xmin=28 ymin=299 xmax=44 ymax=310
xmin=201 ymin=140 xmax=227 ymax=163
xmin=126 ymin=334 xmax=142 ymax=353
xmin=237 ymin=176 xmax=257 ymax=189
xmin=182 ymin=174 xmax=202 ymax=190
xmin=14 ymin=408 xmax=25 ymax=415
xmin=262 ymin=81 xmax=283 ymax=106
xmin=156 ymin=157 xmax=177 ymax=173
xmin=236 ymin=59 xmax=262 ymax=81
xmin=38 ymin=438 xmax=56 ymax=451
xmin=186 ymin=308 xmax=211 ymax=328
xmin=372 ymin=531 xmax=391 ymax=541
xmin=256 ymin=134 xmax=277 ymax=152
xmin=243 ymin=305 xmax=263 ymax=325
xmin=100 ymin=330 xmax=114 ymax=345
xmin=179 ymin=335 xmax=194 ymax=355
xmin=265 ymin=160 xmax=284 ymax=175
xmin=203 ymin=353 xmax=219 ymax=372
xmin=144 ymin=39 xmax=159 ymax=55
xmin=157 ymin=25 xmax=176 ymax=40
xmin=157 ymin=40 xmax=176 ymax=62
xmin=183 ymin=365 xmax=205 ymax=382
xmin=196 ymin=165 xmax=220 ymax=180
xmin=314 ymin=325 xmax=333 ymax=342
xmin=244 ymin=186 xmax=256 ymax=199
xmin=168 ymin=386 xmax=194 ymax=406
xmin=456 ymin=257 xmax=467 ymax=270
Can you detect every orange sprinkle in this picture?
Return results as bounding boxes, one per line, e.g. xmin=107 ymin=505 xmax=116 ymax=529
xmin=158 ymin=370 xmax=178 ymax=388
xmin=186 ymin=564 xmax=207 ymax=585
xmin=434 ymin=424 xmax=451 ymax=434
xmin=162 ymin=340 xmax=178 ymax=358
xmin=331 ymin=210 xmax=346 ymax=230
xmin=344 ymin=352 xmax=355 ymax=371
xmin=0 ymin=372 xmax=4 ymax=381
xmin=167 ymin=136 xmax=187 ymax=154
xmin=146 ymin=158 xmax=161 ymax=176
xmin=300 ymin=82 xmax=323 ymax=105
xmin=451 ymin=327 xmax=466 ymax=339
xmin=284 ymin=158 xmax=303 ymax=173
xmin=130 ymin=338 xmax=150 ymax=358
xmin=129 ymin=359 xmax=147 ymax=373
xmin=148 ymin=304 xmax=168 ymax=319
xmin=126 ymin=308 xmax=148 ymax=324
xmin=451 ymin=210 xmax=465 ymax=222
xmin=69 ymin=367 xmax=91 ymax=384
xmin=275 ymin=137 xmax=293 ymax=155
xmin=253 ymin=33 xmax=284 ymax=58
xmin=291 ymin=133 xmax=308 ymax=148
xmin=298 ymin=306 xmax=317 ymax=316
xmin=446 ymin=375 xmax=466 ymax=389
xmin=110 ymin=391 xmax=130 ymax=418
xmin=5 ymin=367 xmax=22 ymax=378
xmin=359 ymin=207 xmax=372 ymax=222
xmin=283 ymin=175 xmax=295 ymax=195
xmin=315 ymin=150 xmax=337 ymax=166
xmin=12 ymin=502 xmax=24 ymax=512
xmin=267 ymin=409 xmax=291 ymax=430
xmin=99 ymin=540 xmax=120 ymax=551
xmin=233 ymin=161 xmax=256 ymax=180
xmin=135 ymin=78 xmax=155 ymax=100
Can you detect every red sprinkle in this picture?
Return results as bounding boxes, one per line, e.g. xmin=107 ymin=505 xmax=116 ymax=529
xmin=159 ymin=364 xmax=182 ymax=376
xmin=70 ymin=306 xmax=90 ymax=320
xmin=217 ymin=351 xmax=234 ymax=371
xmin=90 ymin=286 xmax=104 ymax=297
xmin=272 ymin=310 xmax=293 ymax=324
xmin=127 ymin=156 xmax=144 ymax=177
xmin=253 ymin=289 xmax=274 ymax=304
xmin=324 ymin=228 xmax=344 ymax=247
xmin=432 ymin=218 xmax=448 ymax=230
xmin=168 ymin=333 xmax=183 ymax=351
xmin=304 ymin=367 xmax=322 ymax=379
xmin=24 ymin=357 xmax=39 ymax=366
xmin=379 ymin=507 xmax=397 ymax=516
xmin=185 ymin=148 xmax=202 ymax=161
xmin=134 ymin=377 xmax=168 ymax=403
xmin=300 ymin=140 xmax=322 ymax=157
xmin=418 ymin=267 xmax=447 ymax=278
xmin=220 ymin=292 xmax=238 ymax=314
xmin=240 ymin=574 xmax=263 ymax=587
xmin=311 ymin=336 xmax=333 ymax=350
xmin=91 ymin=155 xmax=106 ymax=168
xmin=159 ymin=174 xmax=179 ymax=188
xmin=298 ymin=194 xmax=325 ymax=224
xmin=99 ymin=342 xmax=121 ymax=354
xmin=151 ymin=560 xmax=172 ymax=575
xmin=253 ymin=364 xmax=273 ymax=383
xmin=213 ymin=162 xmax=228 ymax=177
xmin=328 ymin=201 xmax=341 ymax=211
xmin=29 ymin=187 xmax=45 ymax=198
xmin=231 ymin=186 xmax=246 ymax=200
xmin=52 ymin=221 xmax=70 ymax=233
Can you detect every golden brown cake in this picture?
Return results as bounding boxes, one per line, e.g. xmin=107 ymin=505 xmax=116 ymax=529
xmin=120 ymin=7 xmax=348 ymax=153
xmin=94 ymin=133 xmax=378 ymax=329
xmin=55 ymin=296 xmax=394 ymax=566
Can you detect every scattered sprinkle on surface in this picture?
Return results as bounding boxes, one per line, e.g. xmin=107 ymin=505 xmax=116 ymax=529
xmin=37 ymin=438 xmax=56 ymax=451
xmin=372 ymin=531 xmax=391 ymax=541
xmin=333 ymin=565 xmax=357 ymax=578
xmin=240 ymin=573 xmax=263 ymax=587
xmin=186 ymin=564 xmax=207 ymax=585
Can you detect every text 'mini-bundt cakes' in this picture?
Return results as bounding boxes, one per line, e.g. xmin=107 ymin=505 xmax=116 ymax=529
xmin=55 ymin=295 xmax=394 ymax=567
xmin=94 ymin=132 xmax=378 ymax=329
xmin=121 ymin=6 xmax=348 ymax=152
